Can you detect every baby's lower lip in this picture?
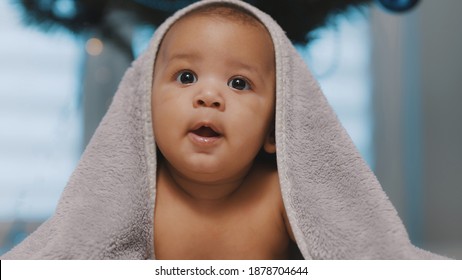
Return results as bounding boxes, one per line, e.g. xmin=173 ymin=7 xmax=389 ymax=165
xmin=188 ymin=132 xmax=222 ymax=145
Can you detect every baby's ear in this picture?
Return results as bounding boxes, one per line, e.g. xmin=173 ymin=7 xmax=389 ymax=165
xmin=263 ymin=128 xmax=276 ymax=154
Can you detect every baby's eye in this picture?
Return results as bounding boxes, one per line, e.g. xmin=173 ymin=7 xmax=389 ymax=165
xmin=228 ymin=77 xmax=251 ymax=90
xmin=176 ymin=71 xmax=197 ymax=84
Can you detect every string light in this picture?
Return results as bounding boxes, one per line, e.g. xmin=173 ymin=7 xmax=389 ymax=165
xmin=85 ymin=38 xmax=103 ymax=56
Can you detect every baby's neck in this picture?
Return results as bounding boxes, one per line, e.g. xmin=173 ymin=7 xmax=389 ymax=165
xmin=160 ymin=162 xmax=252 ymax=205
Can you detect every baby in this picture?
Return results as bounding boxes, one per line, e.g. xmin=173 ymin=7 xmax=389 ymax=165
xmin=2 ymin=0 xmax=444 ymax=260
xmin=151 ymin=4 xmax=295 ymax=259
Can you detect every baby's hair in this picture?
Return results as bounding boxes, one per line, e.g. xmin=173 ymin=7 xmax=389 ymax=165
xmin=184 ymin=2 xmax=263 ymax=27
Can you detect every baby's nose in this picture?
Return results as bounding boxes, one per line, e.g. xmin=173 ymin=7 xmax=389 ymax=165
xmin=193 ymin=89 xmax=225 ymax=111
xmin=196 ymin=99 xmax=221 ymax=108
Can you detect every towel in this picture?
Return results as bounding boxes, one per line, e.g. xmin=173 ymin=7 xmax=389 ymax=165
xmin=1 ymin=0 xmax=445 ymax=259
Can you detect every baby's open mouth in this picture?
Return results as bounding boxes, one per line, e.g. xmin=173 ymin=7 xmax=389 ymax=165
xmin=192 ymin=126 xmax=221 ymax=137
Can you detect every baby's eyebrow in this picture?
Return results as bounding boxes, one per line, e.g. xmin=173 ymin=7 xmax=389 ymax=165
xmin=164 ymin=52 xmax=200 ymax=63
xmin=230 ymin=61 xmax=259 ymax=75
xmin=228 ymin=61 xmax=267 ymax=83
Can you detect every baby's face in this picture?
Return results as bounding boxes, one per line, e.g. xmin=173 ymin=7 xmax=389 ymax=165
xmin=151 ymin=13 xmax=275 ymax=183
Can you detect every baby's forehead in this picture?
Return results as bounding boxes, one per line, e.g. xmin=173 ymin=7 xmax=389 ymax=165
xmin=157 ymin=6 xmax=274 ymax=57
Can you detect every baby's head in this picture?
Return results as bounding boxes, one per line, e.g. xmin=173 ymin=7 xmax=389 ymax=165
xmin=151 ymin=3 xmax=276 ymax=182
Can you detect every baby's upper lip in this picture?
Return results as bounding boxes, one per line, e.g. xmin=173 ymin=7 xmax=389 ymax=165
xmin=190 ymin=121 xmax=223 ymax=136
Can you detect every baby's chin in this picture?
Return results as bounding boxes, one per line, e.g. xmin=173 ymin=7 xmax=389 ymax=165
xmin=184 ymin=167 xmax=250 ymax=186
xmin=168 ymin=158 xmax=253 ymax=184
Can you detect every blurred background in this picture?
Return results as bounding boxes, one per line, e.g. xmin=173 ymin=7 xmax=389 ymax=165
xmin=0 ymin=0 xmax=461 ymax=258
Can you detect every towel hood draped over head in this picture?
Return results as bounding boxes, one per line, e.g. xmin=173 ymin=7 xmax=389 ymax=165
xmin=2 ymin=0 xmax=445 ymax=259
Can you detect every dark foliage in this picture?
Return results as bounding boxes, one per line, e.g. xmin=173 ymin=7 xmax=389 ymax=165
xmin=251 ymin=0 xmax=371 ymax=44
xmin=11 ymin=0 xmax=372 ymax=44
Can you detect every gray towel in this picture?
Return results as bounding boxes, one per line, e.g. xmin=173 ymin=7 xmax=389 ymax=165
xmin=1 ymin=0 xmax=445 ymax=259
